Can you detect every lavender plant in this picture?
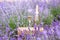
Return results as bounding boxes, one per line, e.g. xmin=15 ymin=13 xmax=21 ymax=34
xmin=19 ymin=17 xmax=29 ymax=27
xmin=0 ymin=0 xmax=60 ymax=40
xmin=51 ymin=7 xmax=60 ymax=17
xmin=43 ymin=15 xmax=54 ymax=25
xmin=9 ymin=17 xmax=16 ymax=30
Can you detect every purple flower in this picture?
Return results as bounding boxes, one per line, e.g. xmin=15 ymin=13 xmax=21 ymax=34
xmin=3 ymin=35 xmax=8 ymax=40
xmin=0 ymin=36 xmax=3 ymax=40
xmin=37 ymin=37 xmax=41 ymax=40
xmin=34 ymin=23 xmax=37 ymax=30
xmin=26 ymin=34 xmax=31 ymax=40
xmin=6 ymin=25 xmax=10 ymax=33
xmin=10 ymin=38 xmax=16 ymax=40
xmin=18 ymin=37 xmax=22 ymax=40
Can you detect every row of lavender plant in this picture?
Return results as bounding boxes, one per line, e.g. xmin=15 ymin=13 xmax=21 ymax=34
xmin=0 ymin=19 xmax=60 ymax=40
xmin=0 ymin=0 xmax=60 ymax=40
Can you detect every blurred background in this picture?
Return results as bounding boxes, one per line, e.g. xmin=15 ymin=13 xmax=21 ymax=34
xmin=0 ymin=0 xmax=60 ymax=40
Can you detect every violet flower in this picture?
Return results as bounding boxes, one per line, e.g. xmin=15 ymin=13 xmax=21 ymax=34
xmin=36 ymin=37 xmax=41 ymax=40
xmin=0 ymin=36 xmax=3 ymax=40
xmin=10 ymin=37 xmax=16 ymax=40
xmin=34 ymin=23 xmax=37 ymax=30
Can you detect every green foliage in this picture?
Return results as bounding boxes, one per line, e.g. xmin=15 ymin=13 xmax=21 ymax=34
xmin=43 ymin=15 xmax=54 ymax=25
xmin=51 ymin=7 xmax=60 ymax=17
xmin=19 ymin=18 xmax=29 ymax=27
xmin=19 ymin=10 xmax=29 ymax=27
xmin=35 ymin=20 xmax=40 ymax=25
xmin=0 ymin=21 xmax=1 ymax=24
xmin=13 ymin=16 xmax=18 ymax=24
xmin=9 ymin=17 xmax=16 ymax=30
xmin=23 ymin=18 xmax=29 ymax=27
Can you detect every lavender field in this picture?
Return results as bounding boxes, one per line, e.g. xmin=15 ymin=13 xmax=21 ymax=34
xmin=0 ymin=0 xmax=60 ymax=40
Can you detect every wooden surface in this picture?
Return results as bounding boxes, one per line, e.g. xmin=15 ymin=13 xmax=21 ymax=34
xmin=17 ymin=27 xmax=36 ymax=31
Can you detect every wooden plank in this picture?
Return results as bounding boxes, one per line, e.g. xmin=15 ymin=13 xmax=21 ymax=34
xmin=17 ymin=27 xmax=35 ymax=31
